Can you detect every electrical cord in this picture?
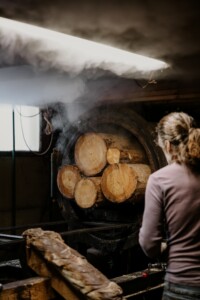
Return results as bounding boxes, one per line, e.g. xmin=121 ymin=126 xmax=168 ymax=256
xmin=135 ymin=71 xmax=157 ymax=89
xmin=18 ymin=106 xmax=54 ymax=156
xmin=15 ymin=106 xmax=41 ymax=118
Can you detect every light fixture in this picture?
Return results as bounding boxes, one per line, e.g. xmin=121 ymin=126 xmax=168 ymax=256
xmin=0 ymin=17 xmax=168 ymax=77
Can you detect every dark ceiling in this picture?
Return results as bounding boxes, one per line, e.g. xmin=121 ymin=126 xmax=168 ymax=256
xmin=0 ymin=0 xmax=200 ymax=82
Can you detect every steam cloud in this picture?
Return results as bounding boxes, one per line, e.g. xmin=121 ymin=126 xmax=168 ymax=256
xmin=0 ymin=17 xmax=167 ymax=79
xmin=0 ymin=16 xmax=167 ymax=146
xmin=0 ymin=65 xmax=86 ymax=107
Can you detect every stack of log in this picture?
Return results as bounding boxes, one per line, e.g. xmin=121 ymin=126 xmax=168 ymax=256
xmin=57 ymin=132 xmax=151 ymax=208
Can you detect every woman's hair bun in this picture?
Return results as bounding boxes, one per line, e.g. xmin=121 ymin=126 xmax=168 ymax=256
xmin=187 ymin=128 xmax=200 ymax=159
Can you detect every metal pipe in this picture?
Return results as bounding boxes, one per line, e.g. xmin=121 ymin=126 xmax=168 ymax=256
xmin=0 ymin=223 xmax=134 ymax=247
xmin=0 ymin=220 xmax=68 ymax=232
xmin=124 ymin=283 xmax=164 ymax=299
xmin=50 ymin=149 xmax=56 ymax=220
xmin=0 ymin=234 xmax=23 ymax=240
xmin=60 ymin=223 xmax=133 ymax=236
xmin=50 ymin=148 xmax=61 ymax=220
xmin=11 ymin=108 xmax=16 ymax=232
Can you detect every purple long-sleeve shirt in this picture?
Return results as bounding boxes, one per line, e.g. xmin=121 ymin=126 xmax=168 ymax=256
xmin=139 ymin=162 xmax=200 ymax=286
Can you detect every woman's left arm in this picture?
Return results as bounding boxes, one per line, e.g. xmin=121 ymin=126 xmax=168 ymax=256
xmin=139 ymin=174 xmax=164 ymax=258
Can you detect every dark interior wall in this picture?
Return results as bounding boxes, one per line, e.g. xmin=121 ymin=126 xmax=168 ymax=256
xmin=0 ymin=155 xmax=54 ymax=228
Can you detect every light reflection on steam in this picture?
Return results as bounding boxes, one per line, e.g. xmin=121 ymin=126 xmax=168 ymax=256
xmin=0 ymin=17 xmax=168 ymax=77
xmin=0 ymin=65 xmax=86 ymax=106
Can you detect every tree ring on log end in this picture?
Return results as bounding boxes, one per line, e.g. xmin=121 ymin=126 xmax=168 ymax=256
xmin=75 ymin=178 xmax=97 ymax=208
xmin=57 ymin=165 xmax=81 ymax=199
xmin=75 ymin=132 xmax=107 ymax=176
xmin=101 ymin=163 xmax=138 ymax=203
xmin=57 ymin=105 xmax=167 ymax=224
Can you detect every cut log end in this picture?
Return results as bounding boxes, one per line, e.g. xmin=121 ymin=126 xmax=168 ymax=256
xmin=101 ymin=163 xmax=138 ymax=203
xmin=57 ymin=165 xmax=81 ymax=199
xmin=75 ymin=133 xmax=107 ymax=176
xmin=75 ymin=178 xmax=97 ymax=208
xmin=107 ymin=148 xmax=120 ymax=164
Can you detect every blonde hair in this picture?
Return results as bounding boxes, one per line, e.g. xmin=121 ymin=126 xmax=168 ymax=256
xmin=156 ymin=112 xmax=200 ymax=166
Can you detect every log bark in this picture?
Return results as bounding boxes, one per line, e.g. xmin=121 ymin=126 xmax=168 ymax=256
xmin=128 ymin=164 xmax=151 ymax=201
xmin=75 ymin=133 xmax=107 ymax=176
xmin=98 ymin=133 xmax=147 ymax=164
xmin=90 ymin=177 xmax=105 ymax=204
xmin=129 ymin=164 xmax=151 ymax=190
xmin=57 ymin=165 xmax=81 ymax=198
xmin=23 ymin=228 xmax=123 ymax=300
xmin=101 ymin=163 xmax=138 ymax=203
xmin=107 ymin=148 xmax=147 ymax=165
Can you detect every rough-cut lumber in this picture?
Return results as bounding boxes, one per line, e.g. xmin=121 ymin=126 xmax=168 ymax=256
xmin=75 ymin=133 xmax=107 ymax=176
xmin=74 ymin=178 xmax=97 ymax=208
xmin=0 ymin=277 xmax=55 ymax=300
xmin=98 ymin=133 xmax=147 ymax=164
xmin=57 ymin=165 xmax=81 ymax=198
xmin=101 ymin=163 xmax=137 ymax=203
xmin=23 ymin=228 xmax=123 ymax=300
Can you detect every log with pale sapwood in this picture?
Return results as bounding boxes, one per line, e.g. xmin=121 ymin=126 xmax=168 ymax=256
xmin=101 ymin=163 xmax=138 ymax=203
xmin=58 ymin=133 xmax=151 ymax=206
xmin=57 ymin=165 xmax=81 ymax=198
xmin=101 ymin=163 xmax=151 ymax=203
xmin=74 ymin=177 xmax=104 ymax=208
xmin=128 ymin=164 xmax=151 ymax=201
xmin=107 ymin=148 xmax=120 ymax=164
xmin=23 ymin=228 xmax=124 ymax=300
xmin=128 ymin=164 xmax=151 ymax=190
xmin=74 ymin=133 xmax=107 ymax=176
xmin=98 ymin=133 xmax=147 ymax=164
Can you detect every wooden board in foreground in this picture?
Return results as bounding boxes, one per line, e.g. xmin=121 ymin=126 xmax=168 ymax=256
xmin=0 ymin=277 xmax=55 ymax=300
xmin=23 ymin=228 xmax=124 ymax=300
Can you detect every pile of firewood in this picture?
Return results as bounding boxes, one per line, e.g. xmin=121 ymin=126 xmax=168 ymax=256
xmin=57 ymin=132 xmax=151 ymax=208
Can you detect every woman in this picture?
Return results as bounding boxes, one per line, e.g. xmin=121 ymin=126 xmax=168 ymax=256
xmin=139 ymin=112 xmax=200 ymax=300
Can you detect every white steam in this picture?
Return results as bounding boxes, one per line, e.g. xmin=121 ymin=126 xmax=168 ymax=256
xmin=0 ymin=65 xmax=86 ymax=106
xmin=0 ymin=17 xmax=169 ymax=141
xmin=0 ymin=17 xmax=168 ymax=78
